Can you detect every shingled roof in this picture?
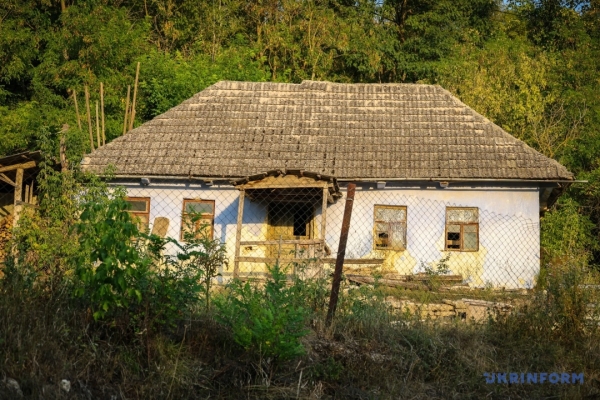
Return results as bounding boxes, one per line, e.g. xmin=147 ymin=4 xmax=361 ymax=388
xmin=82 ymin=80 xmax=573 ymax=181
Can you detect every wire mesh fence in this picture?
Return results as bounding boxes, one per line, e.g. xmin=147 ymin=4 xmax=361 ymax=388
xmin=0 ymin=167 xmax=39 ymax=265
xmin=0 ymin=169 xmax=545 ymax=289
xmin=81 ymin=172 xmax=544 ymax=291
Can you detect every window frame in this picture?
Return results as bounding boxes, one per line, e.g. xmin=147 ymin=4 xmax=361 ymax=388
xmin=444 ymin=207 xmax=479 ymax=252
xmin=125 ymin=197 xmax=150 ymax=231
xmin=372 ymin=205 xmax=407 ymax=251
xmin=180 ymin=199 xmax=215 ymax=241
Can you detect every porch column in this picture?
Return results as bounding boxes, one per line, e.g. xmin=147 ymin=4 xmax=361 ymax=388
xmin=233 ymin=189 xmax=245 ymax=278
xmin=321 ymin=187 xmax=328 ymax=242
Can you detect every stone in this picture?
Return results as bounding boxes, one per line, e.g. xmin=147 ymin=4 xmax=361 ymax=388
xmin=60 ymin=379 xmax=71 ymax=393
xmin=2 ymin=377 xmax=23 ymax=397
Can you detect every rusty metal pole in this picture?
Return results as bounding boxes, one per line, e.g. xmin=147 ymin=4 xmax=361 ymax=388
xmin=326 ymin=183 xmax=356 ymax=327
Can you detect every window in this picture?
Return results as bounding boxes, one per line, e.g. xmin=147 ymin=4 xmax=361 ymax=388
xmin=445 ymin=207 xmax=479 ymax=251
xmin=181 ymin=199 xmax=215 ymax=241
xmin=373 ymin=205 xmax=407 ymax=250
xmin=125 ymin=197 xmax=150 ymax=231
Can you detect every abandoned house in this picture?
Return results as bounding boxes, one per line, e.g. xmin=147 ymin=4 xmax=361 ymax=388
xmin=81 ymin=80 xmax=574 ymax=288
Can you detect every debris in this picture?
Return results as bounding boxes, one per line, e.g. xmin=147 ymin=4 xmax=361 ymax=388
xmin=2 ymin=377 xmax=23 ymax=397
xmin=60 ymin=379 xmax=71 ymax=393
xmin=347 ymin=275 xmax=426 ymax=290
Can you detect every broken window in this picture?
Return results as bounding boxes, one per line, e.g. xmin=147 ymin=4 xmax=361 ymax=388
xmin=373 ymin=205 xmax=407 ymax=251
xmin=445 ymin=207 xmax=478 ymax=251
xmin=125 ymin=197 xmax=150 ymax=231
xmin=181 ymin=199 xmax=215 ymax=241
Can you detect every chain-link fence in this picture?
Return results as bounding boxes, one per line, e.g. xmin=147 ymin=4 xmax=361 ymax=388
xmin=92 ymin=172 xmax=544 ymax=290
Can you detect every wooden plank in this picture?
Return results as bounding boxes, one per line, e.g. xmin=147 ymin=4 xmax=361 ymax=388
xmin=408 ymin=274 xmax=463 ymax=283
xmin=151 ymin=217 xmax=170 ymax=238
xmin=233 ymin=190 xmax=245 ymax=278
xmin=346 ymin=275 xmax=427 ymax=290
xmin=234 ymin=257 xmax=384 ymax=265
xmin=0 ymin=161 xmax=36 ymax=174
xmin=73 ymin=90 xmax=82 ymax=130
xmin=59 ymin=133 xmax=67 ymax=172
xmin=95 ymin=101 xmax=101 ymax=148
xmin=129 ymin=62 xmax=140 ymax=132
xmin=322 ymin=258 xmax=384 ymax=265
xmin=85 ymin=86 xmax=94 ymax=151
xmin=14 ymin=168 xmax=23 ymax=208
xmin=100 ymin=82 xmax=106 ymax=145
xmin=236 ymin=257 xmax=318 ymax=264
xmin=123 ymin=85 xmax=131 ymax=134
xmin=321 ymin=187 xmax=327 ymax=241
xmin=240 ymin=239 xmax=324 ymax=246
xmin=242 ymin=183 xmax=327 ymax=189
xmin=15 ymin=200 xmax=39 ymax=209
xmin=0 ymin=173 xmax=15 ymax=186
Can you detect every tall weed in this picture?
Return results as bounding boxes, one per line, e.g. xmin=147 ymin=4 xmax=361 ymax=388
xmin=215 ymin=263 xmax=309 ymax=361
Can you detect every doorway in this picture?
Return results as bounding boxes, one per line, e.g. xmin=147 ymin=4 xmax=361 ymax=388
xmin=267 ymin=202 xmax=314 ymax=258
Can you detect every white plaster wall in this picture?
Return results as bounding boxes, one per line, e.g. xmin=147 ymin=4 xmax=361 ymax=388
xmin=120 ymin=182 xmax=540 ymax=288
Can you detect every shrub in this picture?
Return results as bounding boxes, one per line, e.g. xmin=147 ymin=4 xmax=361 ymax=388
xmin=165 ymin=212 xmax=228 ymax=312
xmin=215 ymin=263 xmax=309 ymax=361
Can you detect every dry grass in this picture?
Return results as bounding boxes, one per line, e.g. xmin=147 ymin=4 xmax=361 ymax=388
xmin=1 ymin=274 xmax=600 ymax=400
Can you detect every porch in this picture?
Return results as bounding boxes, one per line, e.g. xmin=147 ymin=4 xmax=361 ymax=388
xmin=231 ymin=170 xmax=380 ymax=277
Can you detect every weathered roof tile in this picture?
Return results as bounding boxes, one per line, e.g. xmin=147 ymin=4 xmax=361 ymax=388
xmin=82 ymin=80 xmax=573 ymax=181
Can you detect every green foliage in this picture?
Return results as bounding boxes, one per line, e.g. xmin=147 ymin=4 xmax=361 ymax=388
xmin=74 ymin=194 xmax=217 ymax=326
xmin=2 ymin=127 xmax=94 ymax=292
xmin=135 ymin=233 xmax=207 ymax=329
xmin=215 ymin=263 xmax=309 ymax=361
xmin=139 ymin=48 xmax=268 ymax=119
xmin=310 ymin=357 xmax=344 ymax=381
xmin=0 ymin=0 xmax=599 ymax=267
xmin=4 ymin=130 xmax=211 ymax=327
xmin=540 ymin=196 xmax=597 ymax=268
xmin=75 ymin=193 xmax=148 ymax=320
xmin=420 ymin=253 xmax=451 ymax=276
xmin=166 ymin=211 xmax=228 ymax=311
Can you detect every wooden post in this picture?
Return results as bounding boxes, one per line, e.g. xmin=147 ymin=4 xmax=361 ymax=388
xmin=100 ymin=82 xmax=106 ymax=145
xmin=278 ymin=235 xmax=283 ymax=266
xmin=326 ymin=183 xmax=356 ymax=327
xmin=30 ymin=181 xmax=34 ymax=205
xmin=24 ymin=185 xmax=30 ymax=204
xmin=84 ymin=86 xmax=94 ymax=151
xmin=60 ymin=134 xmax=67 ymax=172
xmin=13 ymin=168 xmax=23 ymax=218
xmin=95 ymin=101 xmax=101 ymax=148
xmin=129 ymin=62 xmax=140 ymax=132
xmin=319 ymin=186 xmax=328 ymax=269
xmin=123 ymin=85 xmax=131 ymax=135
xmin=73 ymin=90 xmax=82 ymax=130
xmin=233 ymin=190 xmax=245 ymax=278
xmin=321 ymin=187 xmax=328 ymax=242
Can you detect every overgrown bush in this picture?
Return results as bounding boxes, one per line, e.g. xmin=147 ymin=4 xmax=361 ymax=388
xmin=4 ymin=131 xmax=225 ymax=335
xmin=165 ymin=213 xmax=228 ymax=312
xmin=215 ymin=263 xmax=309 ymax=361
